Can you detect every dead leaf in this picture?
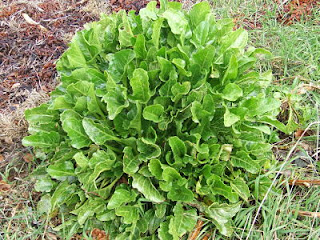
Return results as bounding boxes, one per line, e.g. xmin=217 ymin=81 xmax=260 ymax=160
xmin=0 ymin=154 xmax=4 ymax=162
xmin=189 ymin=220 xmax=204 ymax=240
xmin=289 ymin=179 xmax=320 ymax=187
xmin=23 ymin=153 xmax=34 ymax=163
xmin=293 ymin=210 xmax=320 ymax=218
xmin=91 ymin=228 xmax=107 ymax=240
xmin=46 ymin=232 xmax=58 ymax=240
xmin=4 ymin=137 xmax=13 ymax=144
xmin=294 ymin=129 xmax=313 ymax=139
xmin=0 ymin=180 xmax=11 ymax=191
xmin=202 ymin=234 xmax=211 ymax=240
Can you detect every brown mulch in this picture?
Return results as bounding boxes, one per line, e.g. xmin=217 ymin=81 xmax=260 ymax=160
xmin=110 ymin=0 xmax=184 ymax=12
xmin=276 ymin=0 xmax=320 ymax=25
xmin=0 ymin=0 xmax=98 ymax=113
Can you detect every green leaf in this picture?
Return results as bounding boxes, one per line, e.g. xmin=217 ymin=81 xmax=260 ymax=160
xmin=123 ymin=147 xmax=141 ymax=174
xmin=47 ymin=160 xmax=75 ymax=179
xmin=162 ymin=9 xmax=188 ymax=35
xmin=222 ymin=83 xmax=243 ymax=101
xmin=222 ymin=28 xmax=248 ymax=51
xmin=209 ymin=175 xmax=239 ymax=203
xmin=155 ymin=204 xmax=167 ymax=218
xmin=129 ymin=68 xmax=151 ymax=103
xmin=137 ymin=138 xmax=161 ymax=160
xmin=25 ymin=104 xmax=58 ymax=124
xmin=231 ymin=151 xmax=260 ymax=174
xmin=108 ymin=49 xmax=136 ymax=81
xmin=168 ymin=136 xmax=186 ymax=162
xmin=204 ymin=202 xmax=241 ymax=237
xmin=231 ymin=178 xmax=250 ymax=201
xmin=143 ymin=104 xmax=165 ymax=123
xmin=103 ymin=75 xmax=129 ymax=120
xmin=224 ymin=108 xmax=240 ymax=127
xmin=222 ymin=55 xmax=238 ymax=84
xmin=152 ymin=18 xmax=164 ymax=49
xmin=192 ymin=45 xmax=215 ymax=69
xmin=189 ymin=1 xmax=211 ymax=26
xmin=115 ymin=206 xmax=139 ymax=224
xmin=50 ymin=96 xmax=73 ymax=110
xmin=107 ymin=188 xmax=136 ymax=209
xmin=159 ymin=221 xmax=173 ymax=240
xmin=148 ymin=159 xmax=163 ymax=180
xmin=167 ymin=185 xmax=194 ymax=202
xmin=82 ymin=118 xmax=116 ymax=145
xmin=171 ymin=81 xmax=191 ymax=102
xmin=71 ymin=198 xmax=105 ymax=225
xmin=37 ymin=194 xmax=51 ymax=214
xmin=22 ymin=131 xmax=60 ymax=149
xmin=51 ymin=181 xmax=77 ymax=211
xmin=66 ymin=81 xmax=103 ymax=116
xmin=96 ymin=209 xmax=116 ymax=222
xmin=134 ymin=34 xmax=147 ymax=59
xmin=73 ymin=152 xmax=89 ymax=169
xmin=169 ymin=203 xmax=197 ymax=240
xmin=132 ymin=174 xmax=165 ymax=203
xmin=61 ymin=110 xmax=91 ymax=149
xmin=34 ymin=175 xmax=55 ymax=192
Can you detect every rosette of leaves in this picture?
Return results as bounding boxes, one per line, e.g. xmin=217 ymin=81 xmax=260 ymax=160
xmin=23 ymin=0 xmax=286 ymax=238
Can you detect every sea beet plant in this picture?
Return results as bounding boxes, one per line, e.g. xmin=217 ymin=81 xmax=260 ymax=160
xmin=23 ymin=0 xmax=286 ymax=238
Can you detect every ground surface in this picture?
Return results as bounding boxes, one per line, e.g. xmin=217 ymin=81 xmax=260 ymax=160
xmin=0 ymin=0 xmax=319 ymax=239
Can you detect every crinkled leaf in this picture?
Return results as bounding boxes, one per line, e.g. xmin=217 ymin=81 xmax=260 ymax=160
xmin=115 ymin=205 xmax=139 ymax=224
xmin=82 ymin=118 xmax=116 ymax=145
xmin=107 ymin=188 xmax=136 ymax=209
xmin=61 ymin=110 xmax=91 ymax=149
xmin=143 ymin=104 xmax=165 ymax=123
xmin=130 ymin=68 xmax=151 ymax=103
xmin=169 ymin=203 xmax=197 ymax=240
xmin=132 ymin=174 xmax=165 ymax=203
xmin=231 ymin=178 xmax=250 ymax=201
xmin=231 ymin=151 xmax=260 ymax=174
xmin=123 ymin=146 xmax=141 ymax=174
xmin=204 ymin=202 xmax=241 ymax=237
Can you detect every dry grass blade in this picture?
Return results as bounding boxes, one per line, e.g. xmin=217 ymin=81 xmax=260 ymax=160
xmin=189 ymin=219 xmax=205 ymax=240
xmin=22 ymin=13 xmax=48 ymax=31
xmin=0 ymin=180 xmax=11 ymax=191
xmin=293 ymin=210 xmax=320 ymax=218
xmin=289 ymin=179 xmax=320 ymax=187
xmin=202 ymin=233 xmax=211 ymax=240
xmin=245 ymin=121 xmax=320 ymax=240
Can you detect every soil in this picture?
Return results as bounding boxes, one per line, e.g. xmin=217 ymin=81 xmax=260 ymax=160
xmin=276 ymin=0 xmax=320 ymax=25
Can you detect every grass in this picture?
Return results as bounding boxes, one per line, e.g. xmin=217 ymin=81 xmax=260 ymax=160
xmin=1 ymin=0 xmax=319 ymax=239
xmin=211 ymin=0 xmax=320 ymax=239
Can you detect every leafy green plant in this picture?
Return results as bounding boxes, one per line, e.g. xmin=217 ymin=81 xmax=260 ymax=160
xmin=23 ymin=0 xmax=287 ymax=238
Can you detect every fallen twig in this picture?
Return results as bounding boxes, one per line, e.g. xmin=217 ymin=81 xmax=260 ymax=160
xmin=202 ymin=233 xmax=211 ymax=240
xmin=289 ymin=179 xmax=320 ymax=187
xmin=22 ymin=13 xmax=48 ymax=31
xmin=293 ymin=210 xmax=320 ymax=218
xmin=189 ymin=220 xmax=204 ymax=240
